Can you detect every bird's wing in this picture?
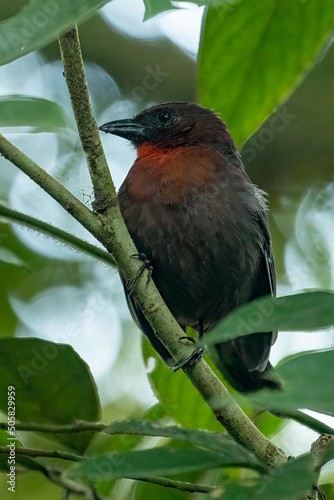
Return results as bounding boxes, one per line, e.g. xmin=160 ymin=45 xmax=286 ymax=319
xmin=213 ymin=210 xmax=281 ymax=392
xmin=231 ymin=211 xmax=277 ymax=372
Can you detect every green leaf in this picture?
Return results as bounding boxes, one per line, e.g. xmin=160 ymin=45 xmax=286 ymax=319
xmin=0 ymin=247 xmax=28 ymax=268
xmin=143 ymin=0 xmax=235 ymax=20
xmin=103 ymin=419 xmax=261 ymax=467
xmin=0 ymin=95 xmax=68 ymax=132
xmin=253 ymin=411 xmax=285 ymax=439
xmin=203 ymin=292 xmax=334 ymax=347
xmin=0 ymin=0 xmax=112 ymax=67
xmin=218 ymin=454 xmax=318 ymax=500
xmin=142 ymin=0 xmax=180 ymax=21
xmin=199 ymin=0 xmax=334 ymax=145
xmin=250 ymin=349 xmax=334 ymax=416
xmin=68 ymin=445 xmax=259 ymax=482
xmin=142 ymin=337 xmax=222 ymax=430
xmin=0 ymin=338 xmax=101 ymax=452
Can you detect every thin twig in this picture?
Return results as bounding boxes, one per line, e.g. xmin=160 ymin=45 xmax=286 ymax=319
xmin=0 ymin=204 xmax=116 ymax=267
xmin=136 ymin=475 xmax=215 ymax=493
xmin=0 ymin=446 xmax=81 ymax=462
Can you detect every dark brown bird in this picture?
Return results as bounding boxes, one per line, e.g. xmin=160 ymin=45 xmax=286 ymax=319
xmin=100 ymin=102 xmax=280 ymax=392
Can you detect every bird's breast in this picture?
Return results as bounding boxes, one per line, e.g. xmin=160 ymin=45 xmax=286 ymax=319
xmin=119 ymin=159 xmax=263 ymax=329
xmin=124 ymin=145 xmax=222 ymax=205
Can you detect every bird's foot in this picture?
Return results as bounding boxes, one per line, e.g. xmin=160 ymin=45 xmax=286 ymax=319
xmin=128 ymin=253 xmax=153 ymax=297
xmin=171 ymin=338 xmax=205 ymax=372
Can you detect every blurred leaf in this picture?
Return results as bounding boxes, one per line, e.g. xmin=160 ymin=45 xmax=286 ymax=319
xmin=142 ymin=0 xmax=179 ymax=21
xmin=199 ymin=0 xmax=334 ymax=145
xmin=250 ymin=349 xmax=334 ymax=416
xmin=253 ymin=411 xmax=285 ymax=438
xmin=142 ymin=337 xmax=222 ymax=430
xmin=0 ymin=338 xmax=101 ymax=452
xmin=0 ymin=0 xmax=112 ymax=66
xmin=143 ymin=0 xmax=235 ymax=20
xmin=68 ymin=444 xmax=260 ymax=481
xmin=218 ymin=454 xmax=318 ymax=500
xmin=321 ymin=483 xmax=334 ymax=499
xmin=102 ymin=419 xmax=261 ymax=466
xmin=0 ymin=95 xmax=68 ymax=132
xmin=203 ymin=292 xmax=334 ymax=346
xmin=0 ymin=469 xmax=61 ymax=499
xmin=0 ymin=247 xmax=28 ymax=268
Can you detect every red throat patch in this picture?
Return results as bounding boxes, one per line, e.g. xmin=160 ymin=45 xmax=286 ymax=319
xmin=136 ymin=143 xmax=169 ymax=160
xmin=126 ymin=145 xmax=222 ymax=205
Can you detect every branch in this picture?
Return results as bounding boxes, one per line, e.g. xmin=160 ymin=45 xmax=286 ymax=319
xmin=312 ymin=434 xmax=334 ymax=500
xmin=0 ymin=26 xmax=287 ymax=470
xmin=0 ymin=203 xmax=116 ymax=267
xmin=59 ymin=26 xmax=115 ymax=214
xmin=305 ymin=433 xmax=334 ymax=500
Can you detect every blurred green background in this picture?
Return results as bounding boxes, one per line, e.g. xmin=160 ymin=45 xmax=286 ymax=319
xmin=0 ymin=0 xmax=334 ymax=498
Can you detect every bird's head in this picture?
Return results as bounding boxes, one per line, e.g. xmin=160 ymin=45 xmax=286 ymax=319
xmin=99 ymin=102 xmax=238 ymax=157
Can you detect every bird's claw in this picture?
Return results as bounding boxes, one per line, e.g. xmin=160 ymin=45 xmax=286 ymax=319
xmin=171 ymin=347 xmax=205 ymax=373
xmin=128 ymin=253 xmax=153 ymax=298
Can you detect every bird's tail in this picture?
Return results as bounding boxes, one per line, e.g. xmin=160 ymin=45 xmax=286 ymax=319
xmin=212 ymin=340 xmax=282 ymax=393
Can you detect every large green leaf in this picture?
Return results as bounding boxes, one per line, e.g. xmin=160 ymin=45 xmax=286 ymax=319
xmin=0 ymin=338 xmax=101 ymax=452
xmin=199 ymin=0 xmax=334 ymax=145
xmin=203 ymin=291 xmax=334 ymax=347
xmin=0 ymin=0 xmax=112 ymax=67
xmin=218 ymin=453 xmax=320 ymax=500
xmin=0 ymin=95 xmax=68 ymax=132
xmin=68 ymin=444 xmax=260 ymax=482
xmin=142 ymin=337 xmax=222 ymax=430
xmin=250 ymin=349 xmax=334 ymax=416
xmin=102 ymin=419 xmax=261 ymax=467
xmin=142 ymin=0 xmax=235 ymax=21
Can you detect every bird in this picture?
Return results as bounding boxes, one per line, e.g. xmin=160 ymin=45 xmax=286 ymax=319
xmin=99 ymin=102 xmax=280 ymax=392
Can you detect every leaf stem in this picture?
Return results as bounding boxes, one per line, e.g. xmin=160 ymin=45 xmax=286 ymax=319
xmin=0 ymin=446 xmax=81 ymax=461
xmin=0 ymin=203 xmax=116 ymax=267
xmin=135 ymin=475 xmax=214 ymax=493
xmin=289 ymin=410 xmax=334 ymax=436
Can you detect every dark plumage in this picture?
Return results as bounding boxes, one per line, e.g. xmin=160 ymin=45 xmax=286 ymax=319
xmin=100 ymin=102 xmax=280 ymax=392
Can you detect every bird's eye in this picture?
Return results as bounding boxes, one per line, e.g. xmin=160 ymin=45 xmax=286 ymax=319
xmin=158 ymin=111 xmax=172 ymax=124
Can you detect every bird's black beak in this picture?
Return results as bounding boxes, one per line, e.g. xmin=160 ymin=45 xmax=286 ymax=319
xmin=99 ymin=118 xmax=146 ymax=142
